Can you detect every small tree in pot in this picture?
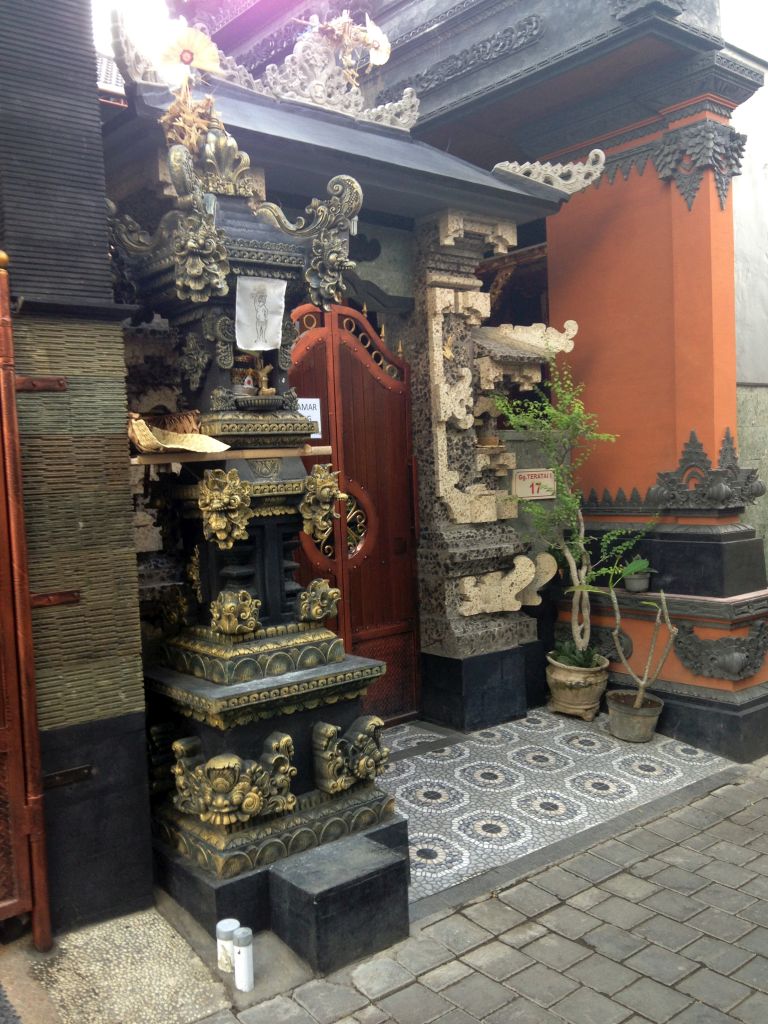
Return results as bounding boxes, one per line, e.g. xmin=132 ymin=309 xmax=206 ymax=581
xmin=496 ymin=363 xmax=617 ymax=720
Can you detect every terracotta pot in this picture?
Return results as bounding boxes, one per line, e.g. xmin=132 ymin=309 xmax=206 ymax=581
xmin=606 ymin=690 xmax=663 ymax=743
xmin=545 ymin=652 xmax=609 ymax=722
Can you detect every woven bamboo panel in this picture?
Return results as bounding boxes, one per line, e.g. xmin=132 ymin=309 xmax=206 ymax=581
xmin=13 ymin=316 xmax=144 ymax=730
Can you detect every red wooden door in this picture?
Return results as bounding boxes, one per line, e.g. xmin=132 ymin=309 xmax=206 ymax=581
xmin=0 ymin=257 xmax=50 ymax=948
xmin=290 ymin=304 xmax=419 ymax=722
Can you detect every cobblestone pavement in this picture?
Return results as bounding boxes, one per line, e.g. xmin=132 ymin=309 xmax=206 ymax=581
xmin=203 ymin=758 xmax=768 ymax=1024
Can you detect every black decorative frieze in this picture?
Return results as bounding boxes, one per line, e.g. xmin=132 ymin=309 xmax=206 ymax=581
xmin=584 ymin=429 xmax=766 ymax=515
xmin=675 ymin=622 xmax=768 ymax=682
xmin=654 ymin=121 xmax=746 ymax=210
xmin=376 ymin=15 xmax=545 ymax=103
xmin=601 ymin=122 xmax=746 ymax=209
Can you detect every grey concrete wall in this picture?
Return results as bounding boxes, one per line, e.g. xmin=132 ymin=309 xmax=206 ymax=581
xmin=721 ymin=1 xmax=768 ymax=384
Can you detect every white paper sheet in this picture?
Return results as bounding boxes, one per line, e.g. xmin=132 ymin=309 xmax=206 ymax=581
xmin=235 ymin=278 xmax=287 ymax=351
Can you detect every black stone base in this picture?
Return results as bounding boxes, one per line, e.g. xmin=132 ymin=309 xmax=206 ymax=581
xmin=608 ymin=677 xmax=768 ymax=763
xmin=153 ymin=814 xmax=409 ymax=950
xmin=271 ymin=834 xmax=410 ymax=974
xmin=41 ymin=711 xmax=154 ymax=932
xmin=588 ymin=523 xmax=767 ymax=598
xmin=421 ymin=641 xmax=544 ymax=731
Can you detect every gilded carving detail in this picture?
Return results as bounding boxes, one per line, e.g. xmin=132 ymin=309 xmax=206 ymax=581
xmin=211 ymin=589 xmax=262 ymax=635
xmin=171 ymin=733 xmax=297 ymax=827
xmin=198 ymin=468 xmax=255 ymax=549
xmin=298 ymin=579 xmax=342 ymax=622
xmin=159 ymin=585 xmax=193 ymax=633
xmin=250 ymin=175 xmax=363 ymax=309
xmin=299 ymin=464 xmax=347 ymax=554
xmin=313 ymin=716 xmax=389 ymax=794
xmin=187 ymin=545 xmax=203 ymax=603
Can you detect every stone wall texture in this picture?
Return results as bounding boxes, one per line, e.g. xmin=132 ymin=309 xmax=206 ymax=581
xmin=737 ymin=384 xmax=768 ymax=557
xmin=13 ymin=314 xmax=145 ymax=730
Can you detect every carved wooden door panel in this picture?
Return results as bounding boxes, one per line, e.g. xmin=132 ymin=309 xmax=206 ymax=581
xmin=290 ymin=304 xmax=419 ymax=722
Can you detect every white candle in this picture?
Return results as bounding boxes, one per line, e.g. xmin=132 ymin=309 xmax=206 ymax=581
xmin=216 ymin=918 xmax=240 ymax=973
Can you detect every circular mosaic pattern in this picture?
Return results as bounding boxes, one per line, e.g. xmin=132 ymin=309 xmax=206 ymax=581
xmin=515 ymin=790 xmax=586 ymax=824
xmin=380 ymin=758 xmax=416 ymax=785
xmin=568 ymin=772 xmax=636 ymax=802
xmin=455 ymin=810 xmax=530 ymax=848
xmin=470 ymin=727 xmax=515 ymax=746
xmin=617 ymin=755 xmax=681 ymax=782
xmin=408 ymin=832 xmax=470 ymax=876
xmin=558 ymin=731 xmax=614 ymax=755
xmin=509 ymin=746 xmax=574 ymax=772
xmin=456 ymin=761 xmax=520 ymax=792
xmin=420 ymin=742 xmax=471 ymax=764
xmin=515 ymin=710 xmax=562 ymax=732
xmin=658 ymin=739 xmax=715 ymax=763
xmin=399 ymin=779 xmax=469 ymax=813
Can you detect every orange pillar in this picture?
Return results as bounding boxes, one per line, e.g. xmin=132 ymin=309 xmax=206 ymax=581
xmin=547 ymin=109 xmax=739 ymax=502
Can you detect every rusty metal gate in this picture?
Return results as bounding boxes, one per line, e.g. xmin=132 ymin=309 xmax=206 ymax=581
xmin=0 ymin=254 xmax=50 ymax=948
xmin=290 ymin=304 xmax=420 ymax=722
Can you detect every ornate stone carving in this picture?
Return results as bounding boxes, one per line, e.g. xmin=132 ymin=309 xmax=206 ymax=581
xmin=493 ymin=150 xmax=606 ymax=195
xmin=377 ymin=15 xmax=544 ymax=102
xmin=210 ymin=590 xmax=262 ymax=635
xmin=108 ymin=143 xmax=231 ymax=305
xmin=155 ymin=783 xmax=392 ymax=879
xmin=654 ymin=121 xmax=746 ymax=210
xmin=313 ymin=716 xmax=389 ymax=794
xmin=438 ymin=211 xmax=517 ymax=255
xmin=298 ymin=579 xmax=342 ymax=622
xmin=114 ymin=8 xmax=417 ymax=131
xmin=649 ymin=429 xmax=766 ymax=510
xmin=248 ymin=16 xmax=418 ymax=130
xmin=457 ymin=553 xmax=558 ymax=615
xmin=201 ymin=122 xmax=263 ymax=198
xmin=556 ymin=621 xmax=634 ymax=661
xmin=674 ymin=622 xmax=768 ymax=682
xmin=202 ymin=309 xmax=236 ymax=369
xmin=198 ymin=468 xmax=256 ymax=549
xmin=250 ymin=175 xmax=363 ymax=309
xmin=178 ymin=332 xmax=210 ymax=391
xmin=585 ymin=429 xmax=766 ymax=513
xmin=299 ymin=464 xmax=347 ymax=554
xmin=171 ymin=733 xmax=297 ymax=827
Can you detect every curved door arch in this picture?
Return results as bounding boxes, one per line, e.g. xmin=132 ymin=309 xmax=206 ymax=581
xmin=290 ymin=304 xmax=419 ymax=721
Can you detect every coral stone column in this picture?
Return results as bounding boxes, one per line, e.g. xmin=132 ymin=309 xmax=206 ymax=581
xmin=543 ymin=90 xmax=768 ymax=760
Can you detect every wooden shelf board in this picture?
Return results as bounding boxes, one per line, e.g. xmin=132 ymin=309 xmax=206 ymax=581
xmin=130 ymin=445 xmax=332 ymax=466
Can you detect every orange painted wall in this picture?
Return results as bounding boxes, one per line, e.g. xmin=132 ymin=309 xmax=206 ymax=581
xmin=547 ymin=134 xmax=738 ymax=501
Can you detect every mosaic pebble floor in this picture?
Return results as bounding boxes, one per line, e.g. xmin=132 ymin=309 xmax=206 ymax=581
xmin=381 ymin=710 xmax=730 ymax=901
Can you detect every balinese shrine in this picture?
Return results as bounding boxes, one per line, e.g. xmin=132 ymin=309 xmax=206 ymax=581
xmin=0 ymin=0 xmax=766 ymax=955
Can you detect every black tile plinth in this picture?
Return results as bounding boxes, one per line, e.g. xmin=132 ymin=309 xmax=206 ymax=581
xmin=40 ymin=711 xmax=154 ymax=932
xmin=153 ymin=813 xmax=410 ymax=951
xmin=421 ymin=644 xmax=537 ymax=732
xmin=608 ymin=678 xmax=768 ymax=763
xmin=270 ymin=835 xmax=410 ymax=973
xmin=154 ymin=839 xmax=271 ymax=936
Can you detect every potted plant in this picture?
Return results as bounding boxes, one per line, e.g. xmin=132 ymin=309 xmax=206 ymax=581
xmin=572 ymin=529 xmax=676 ymax=741
xmin=602 ymin=587 xmax=678 ymax=741
xmin=496 ymin=362 xmax=619 ymax=721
